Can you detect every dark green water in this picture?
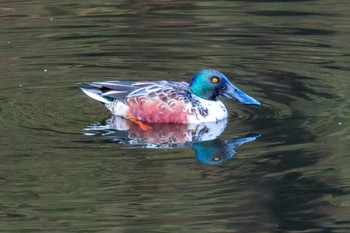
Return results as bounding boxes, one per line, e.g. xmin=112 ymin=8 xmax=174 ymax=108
xmin=1 ymin=0 xmax=350 ymax=232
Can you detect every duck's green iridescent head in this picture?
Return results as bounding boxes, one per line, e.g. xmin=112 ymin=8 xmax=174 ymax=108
xmin=189 ymin=69 xmax=260 ymax=106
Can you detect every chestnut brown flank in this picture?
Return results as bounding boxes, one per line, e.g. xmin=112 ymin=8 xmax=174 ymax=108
xmin=127 ymin=96 xmax=188 ymax=123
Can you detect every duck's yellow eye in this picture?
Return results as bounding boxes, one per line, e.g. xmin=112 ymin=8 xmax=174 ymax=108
xmin=213 ymin=157 xmax=220 ymax=161
xmin=212 ymin=77 xmax=219 ymax=83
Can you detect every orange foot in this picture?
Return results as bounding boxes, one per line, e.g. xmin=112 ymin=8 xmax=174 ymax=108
xmin=129 ymin=118 xmax=153 ymax=131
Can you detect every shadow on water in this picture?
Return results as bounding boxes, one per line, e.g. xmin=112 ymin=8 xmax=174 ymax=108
xmin=83 ymin=116 xmax=260 ymax=164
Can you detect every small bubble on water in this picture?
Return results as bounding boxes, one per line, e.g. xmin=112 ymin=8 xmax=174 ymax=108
xmin=338 ymin=122 xmax=342 ymax=125
xmin=50 ymin=17 xmax=53 ymax=21
xmin=44 ymin=69 xmax=47 ymax=72
xmin=7 ymin=41 xmax=10 ymax=44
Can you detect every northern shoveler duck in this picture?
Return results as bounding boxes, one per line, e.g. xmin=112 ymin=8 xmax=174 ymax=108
xmin=80 ymin=69 xmax=260 ymax=124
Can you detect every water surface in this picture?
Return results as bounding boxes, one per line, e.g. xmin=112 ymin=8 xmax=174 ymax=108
xmin=0 ymin=0 xmax=350 ymax=232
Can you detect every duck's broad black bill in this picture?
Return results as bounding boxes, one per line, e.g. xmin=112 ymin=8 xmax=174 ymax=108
xmin=223 ymin=82 xmax=260 ymax=106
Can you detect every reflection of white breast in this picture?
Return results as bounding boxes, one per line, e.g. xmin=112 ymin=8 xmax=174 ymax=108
xmin=187 ymin=98 xmax=228 ymax=123
xmin=186 ymin=119 xmax=227 ymax=142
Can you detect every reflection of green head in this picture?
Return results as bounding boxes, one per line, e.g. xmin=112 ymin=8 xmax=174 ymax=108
xmin=193 ymin=135 xmax=260 ymax=165
xmin=193 ymin=139 xmax=235 ymax=164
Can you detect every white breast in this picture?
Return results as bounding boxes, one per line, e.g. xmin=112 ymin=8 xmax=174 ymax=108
xmin=186 ymin=98 xmax=228 ymax=123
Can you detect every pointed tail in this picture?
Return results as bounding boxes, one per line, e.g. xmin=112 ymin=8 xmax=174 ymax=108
xmin=80 ymin=87 xmax=111 ymax=104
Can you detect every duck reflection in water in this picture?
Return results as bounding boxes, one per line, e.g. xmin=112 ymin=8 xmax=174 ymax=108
xmin=84 ymin=116 xmax=259 ymax=164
